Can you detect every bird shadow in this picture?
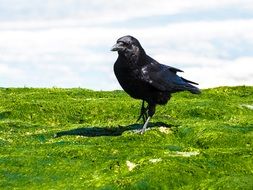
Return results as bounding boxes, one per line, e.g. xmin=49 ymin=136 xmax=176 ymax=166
xmin=54 ymin=122 xmax=174 ymax=138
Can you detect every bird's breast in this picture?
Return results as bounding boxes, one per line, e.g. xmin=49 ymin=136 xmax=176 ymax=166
xmin=114 ymin=62 xmax=146 ymax=98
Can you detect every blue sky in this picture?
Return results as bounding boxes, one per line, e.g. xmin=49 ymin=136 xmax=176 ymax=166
xmin=0 ymin=0 xmax=252 ymax=90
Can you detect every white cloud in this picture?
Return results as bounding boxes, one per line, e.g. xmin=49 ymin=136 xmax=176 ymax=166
xmin=1 ymin=0 xmax=252 ymax=29
xmin=180 ymin=57 xmax=253 ymax=88
xmin=0 ymin=64 xmax=24 ymax=76
xmin=0 ymin=1 xmax=252 ymax=89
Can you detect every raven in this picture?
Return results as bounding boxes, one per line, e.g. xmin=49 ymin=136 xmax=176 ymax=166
xmin=111 ymin=35 xmax=200 ymax=134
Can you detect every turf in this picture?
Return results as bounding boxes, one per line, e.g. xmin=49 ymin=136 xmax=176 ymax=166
xmin=0 ymin=86 xmax=252 ymax=189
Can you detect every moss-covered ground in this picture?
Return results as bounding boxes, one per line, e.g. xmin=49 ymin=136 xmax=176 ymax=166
xmin=0 ymin=86 xmax=253 ymax=189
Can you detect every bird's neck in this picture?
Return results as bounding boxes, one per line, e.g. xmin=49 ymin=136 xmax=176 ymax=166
xmin=119 ymin=49 xmax=147 ymax=68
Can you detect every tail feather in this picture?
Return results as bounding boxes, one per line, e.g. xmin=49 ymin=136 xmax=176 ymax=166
xmin=179 ymin=77 xmax=201 ymax=94
xmin=185 ymin=83 xmax=201 ymax=94
xmin=181 ymin=77 xmax=199 ymax=85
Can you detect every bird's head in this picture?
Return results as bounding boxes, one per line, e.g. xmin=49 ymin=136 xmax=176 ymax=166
xmin=111 ymin=35 xmax=145 ymax=61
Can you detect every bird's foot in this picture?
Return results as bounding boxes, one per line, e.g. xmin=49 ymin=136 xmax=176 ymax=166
xmin=132 ymin=128 xmax=150 ymax=134
xmin=132 ymin=116 xmax=151 ymax=134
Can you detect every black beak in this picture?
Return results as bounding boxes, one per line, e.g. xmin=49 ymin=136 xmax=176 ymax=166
xmin=111 ymin=42 xmax=124 ymax=51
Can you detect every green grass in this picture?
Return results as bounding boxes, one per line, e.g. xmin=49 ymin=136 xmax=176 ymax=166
xmin=0 ymin=86 xmax=253 ymax=189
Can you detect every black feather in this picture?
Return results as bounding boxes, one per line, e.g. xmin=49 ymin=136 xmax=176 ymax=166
xmin=111 ymin=35 xmax=201 ymax=133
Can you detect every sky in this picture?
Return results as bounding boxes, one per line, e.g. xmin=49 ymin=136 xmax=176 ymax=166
xmin=0 ymin=0 xmax=252 ymax=90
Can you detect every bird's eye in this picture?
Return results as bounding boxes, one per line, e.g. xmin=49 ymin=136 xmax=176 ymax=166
xmin=125 ymin=42 xmax=131 ymax=48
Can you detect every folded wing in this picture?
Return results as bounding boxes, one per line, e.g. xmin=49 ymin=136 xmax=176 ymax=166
xmin=141 ymin=56 xmax=200 ymax=94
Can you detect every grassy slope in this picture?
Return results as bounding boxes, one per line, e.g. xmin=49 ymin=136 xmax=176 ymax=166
xmin=0 ymin=86 xmax=253 ymax=189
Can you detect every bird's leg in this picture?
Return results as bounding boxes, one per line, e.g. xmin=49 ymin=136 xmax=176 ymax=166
xmin=141 ymin=116 xmax=151 ymax=134
xmin=137 ymin=100 xmax=148 ymax=122
xmin=140 ymin=104 xmax=156 ymax=134
xmin=142 ymin=103 xmax=148 ymax=123
xmin=143 ymin=111 xmax=148 ymax=123
xmin=137 ymin=100 xmax=144 ymax=121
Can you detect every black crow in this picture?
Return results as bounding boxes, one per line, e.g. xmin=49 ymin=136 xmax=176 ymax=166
xmin=111 ymin=35 xmax=200 ymax=134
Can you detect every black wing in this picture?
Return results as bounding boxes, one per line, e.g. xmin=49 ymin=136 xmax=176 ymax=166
xmin=141 ymin=56 xmax=200 ymax=94
xmin=147 ymin=56 xmax=184 ymax=73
